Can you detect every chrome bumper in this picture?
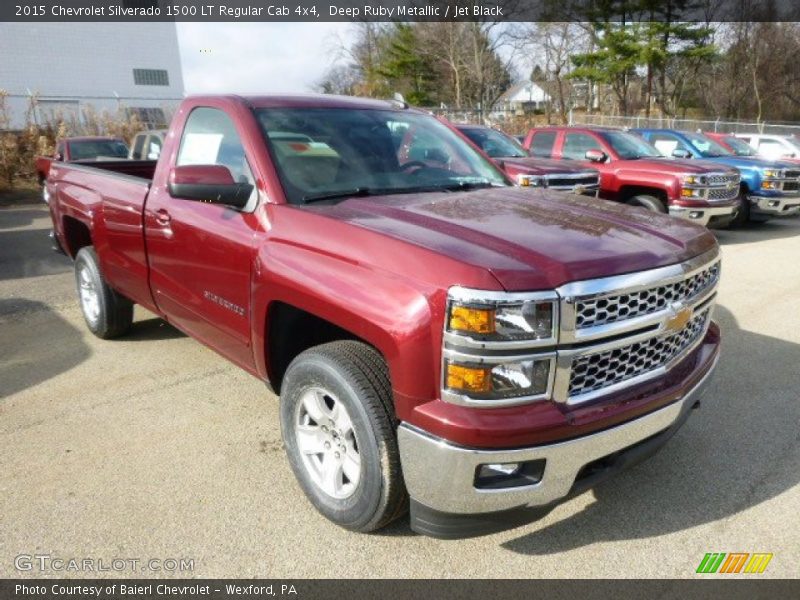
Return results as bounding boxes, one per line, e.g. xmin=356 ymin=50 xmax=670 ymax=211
xmin=398 ymin=356 xmax=718 ymax=515
xmin=752 ymin=194 xmax=800 ymax=216
xmin=669 ymin=205 xmax=737 ymax=227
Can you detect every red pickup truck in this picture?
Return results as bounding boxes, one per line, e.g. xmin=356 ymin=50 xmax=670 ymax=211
xmin=36 ymin=136 xmax=129 ymax=203
xmin=523 ymin=126 xmax=741 ymax=228
xmin=48 ymin=95 xmax=722 ymax=538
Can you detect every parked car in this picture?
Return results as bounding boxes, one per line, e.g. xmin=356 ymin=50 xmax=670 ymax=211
xmin=732 ymin=133 xmax=800 ymax=164
xmin=522 ymin=126 xmax=740 ymax=228
xmin=48 ymin=95 xmax=722 ymax=538
xmin=35 ymin=136 xmax=129 ymax=203
xmin=454 ymin=124 xmax=599 ymax=195
xmin=632 ymin=128 xmax=800 ymax=224
xmin=129 ymin=129 xmax=167 ymax=161
xmin=703 ymin=132 xmax=763 ymax=157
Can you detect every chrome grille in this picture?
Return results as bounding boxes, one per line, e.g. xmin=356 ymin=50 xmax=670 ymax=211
xmin=783 ymin=181 xmax=798 ymax=192
xmin=707 ymin=173 xmax=738 ymax=186
xmin=708 ymin=187 xmax=738 ymax=201
xmin=568 ymin=310 xmax=709 ymax=397
xmin=785 ymin=170 xmax=800 ymax=179
xmin=575 ymin=262 xmax=719 ymax=329
xmin=546 ymin=175 xmax=600 ymax=190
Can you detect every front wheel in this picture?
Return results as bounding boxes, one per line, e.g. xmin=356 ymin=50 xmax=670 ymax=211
xmin=74 ymin=247 xmax=134 ymax=339
xmin=731 ymin=191 xmax=751 ymax=228
xmin=279 ymin=341 xmax=408 ymax=532
xmin=627 ymin=194 xmax=666 ymax=213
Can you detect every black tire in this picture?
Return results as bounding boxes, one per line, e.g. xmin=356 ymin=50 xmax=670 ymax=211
xmin=279 ymin=341 xmax=408 ymax=532
xmin=627 ymin=194 xmax=666 ymax=213
xmin=730 ymin=190 xmax=751 ymax=228
xmin=74 ymin=247 xmax=134 ymax=339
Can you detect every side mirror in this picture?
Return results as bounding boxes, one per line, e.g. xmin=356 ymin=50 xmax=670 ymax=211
xmin=672 ymin=148 xmax=692 ymax=159
xmin=53 ymin=153 xmax=63 ymax=162
xmin=168 ymin=165 xmax=253 ymax=209
xmin=585 ymin=149 xmax=607 ymax=163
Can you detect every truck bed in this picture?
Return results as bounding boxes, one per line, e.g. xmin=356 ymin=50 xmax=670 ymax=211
xmin=49 ymin=159 xmax=158 ymax=312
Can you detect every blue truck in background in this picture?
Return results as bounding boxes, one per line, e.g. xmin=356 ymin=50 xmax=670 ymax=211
xmin=632 ymin=128 xmax=800 ymax=226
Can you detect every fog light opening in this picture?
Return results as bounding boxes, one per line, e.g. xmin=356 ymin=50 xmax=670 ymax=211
xmin=689 ymin=211 xmax=703 ymax=219
xmin=768 ymin=200 xmax=780 ymax=207
xmin=474 ymin=459 xmax=546 ymax=489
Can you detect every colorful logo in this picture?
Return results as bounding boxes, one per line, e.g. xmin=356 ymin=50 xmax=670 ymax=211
xmin=696 ymin=553 xmax=773 ymax=574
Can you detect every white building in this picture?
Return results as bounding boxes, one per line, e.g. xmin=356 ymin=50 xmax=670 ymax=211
xmin=0 ymin=22 xmax=184 ymax=129
xmin=492 ymin=81 xmax=551 ymax=115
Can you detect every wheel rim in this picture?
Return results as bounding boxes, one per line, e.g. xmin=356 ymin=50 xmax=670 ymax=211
xmin=294 ymin=387 xmax=361 ymax=500
xmin=78 ymin=264 xmax=100 ymax=326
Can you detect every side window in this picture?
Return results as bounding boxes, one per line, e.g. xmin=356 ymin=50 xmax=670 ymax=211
xmin=530 ymin=131 xmax=556 ymax=157
xmin=649 ymin=133 xmax=688 ymax=157
xmin=147 ymin=135 xmax=162 ymax=160
xmin=132 ymin=135 xmax=145 ymax=160
xmin=400 ymin=127 xmax=455 ymax=168
xmin=562 ymin=133 xmax=601 ymax=160
xmin=177 ymin=107 xmax=257 ymax=209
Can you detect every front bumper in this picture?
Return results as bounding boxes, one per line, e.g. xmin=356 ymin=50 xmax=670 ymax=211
xmin=669 ymin=204 xmax=737 ymax=227
xmin=399 ymin=353 xmax=718 ymax=536
xmin=751 ymin=193 xmax=800 ymax=216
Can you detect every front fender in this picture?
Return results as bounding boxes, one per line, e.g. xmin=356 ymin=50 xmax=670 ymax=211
xmin=251 ymin=240 xmax=445 ymax=420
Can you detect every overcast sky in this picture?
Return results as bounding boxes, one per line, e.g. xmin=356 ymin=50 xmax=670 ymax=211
xmin=176 ymin=23 xmax=352 ymax=94
xmin=176 ymin=23 xmax=523 ymax=95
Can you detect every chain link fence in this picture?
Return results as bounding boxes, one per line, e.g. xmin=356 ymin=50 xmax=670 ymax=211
xmin=569 ymin=113 xmax=800 ymax=136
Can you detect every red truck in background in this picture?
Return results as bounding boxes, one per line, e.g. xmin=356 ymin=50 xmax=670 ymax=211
xmin=523 ymin=126 xmax=741 ymax=228
xmin=453 ymin=124 xmax=600 ymax=195
xmin=36 ymin=136 xmax=129 ymax=203
xmin=48 ymin=95 xmax=721 ymax=538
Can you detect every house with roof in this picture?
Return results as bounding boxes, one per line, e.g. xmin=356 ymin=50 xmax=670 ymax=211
xmin=491 ymin=81 xmax=551 ymax=116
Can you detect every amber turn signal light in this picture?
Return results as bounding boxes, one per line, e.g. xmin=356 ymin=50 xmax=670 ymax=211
xmin=449 ymin=305 xmax=495 ymax=335
xmin=446 ymin=364 xmax=492 ymax=393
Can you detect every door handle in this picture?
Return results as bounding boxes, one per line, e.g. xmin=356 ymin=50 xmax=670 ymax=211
xmin=154 ymin=208 xmax=171 ymax=226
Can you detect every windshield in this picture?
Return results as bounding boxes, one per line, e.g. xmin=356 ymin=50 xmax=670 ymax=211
xmin=722 ymin=136 xmax=757 ymax=156
xmin=69 ymin=140 xmax=129 ymax=160
xmin=599 ymin=131 xmax=662 ymax=159
xmin=254 ymin=108 xmax=508 ymax=204
xmin=684 ymin=132 xmax=732 ymax=157
xmin=459 ymin=127 xmax=528 ymax=158
xmin=784 ymin=136 xmax=800 ymax=153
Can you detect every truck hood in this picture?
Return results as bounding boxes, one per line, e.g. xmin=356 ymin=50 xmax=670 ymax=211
xmin=611 ymin=157 xmax=735 ymax=174
xmin=314 ymin=187 xmax=716 ymax=291
xmin=696 ymin=155 xmax=798 ymax=172
xmin=499 ymin=157 xmax=596 ymax=176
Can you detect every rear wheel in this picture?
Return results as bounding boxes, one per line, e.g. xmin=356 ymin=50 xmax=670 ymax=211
xmin=627 ymin=194 xmax=666 ymax=213
xmin=74 ymin=247 xmax=133 ymax=339
xmin=279 ymin=341 xmax=407 ymax=532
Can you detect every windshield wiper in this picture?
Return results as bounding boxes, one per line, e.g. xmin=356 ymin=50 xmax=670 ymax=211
xmin=303 ymin=187 xmax=375 ymax=204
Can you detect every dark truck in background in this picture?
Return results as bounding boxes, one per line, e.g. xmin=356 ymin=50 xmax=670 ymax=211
xmin=453 ymin=123 xmax=600 ymax=195
xmin=48 ymin=94 xmax=722 ymax=538
xmin=523 ymin=126 xmax=741 ymax=229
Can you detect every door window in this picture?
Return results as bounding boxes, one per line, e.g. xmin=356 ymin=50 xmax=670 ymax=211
xmin=177 ymin=107 xmax=257 ymax=210
xmin=758 ymin=138 xmax=791 ymax=159
xmin=562 ymin=133 xmax=602 ymax=160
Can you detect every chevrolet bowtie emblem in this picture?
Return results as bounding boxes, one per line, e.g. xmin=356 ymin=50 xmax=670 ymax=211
xmin=665 ymin=304 xmax=693 ymax=333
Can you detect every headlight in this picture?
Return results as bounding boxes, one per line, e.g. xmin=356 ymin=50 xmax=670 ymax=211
xmin=762 ymin=168 xmax=783 ymax=179
xmin=443 ymin=357 xmax=553 ymax=404
xmin=517 ymin=174 xmax=544 ymax=187
xmin=442 ymin=287 xmax=559 ymax=406
xmin=446 ymin=291 xmax=557 ymax=344
xmin=682 ymin=174 xmax=707 ymax=186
